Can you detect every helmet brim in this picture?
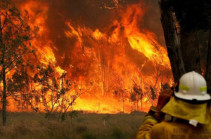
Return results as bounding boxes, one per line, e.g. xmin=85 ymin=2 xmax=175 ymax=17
xmin=174 ymin=91 xmax=211 ymax=101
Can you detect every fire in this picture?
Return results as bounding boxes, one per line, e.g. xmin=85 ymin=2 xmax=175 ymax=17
xmin=7 ymin=0 xmax=173 ymax=113
xmin=128 ymin=33 xmax=170 ymax=66
xmin=121 ymin=3 xmax=170 ymax=67
xmin=93 ymin=29 xmax=104 ymax=40
xmin=65 ymin=22 xmax=83 ymax=46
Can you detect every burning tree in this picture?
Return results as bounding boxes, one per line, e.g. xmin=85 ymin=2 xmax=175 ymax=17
xmin=7 ymin=68 xmax=31 ymax=110
xmin=114 ymin=89 xmax=127 ymax=113
xmin=0 ymin=0 xmax=33 ymax=125
xmin=33 ymin=65 xmax=68 ymax=118
xmin=33 ymin=64 xmax=90 ymax=120
xmin=0 ymin=0 xmax=174 ymax=114
xmin=131 ymin=83 xmax=143 ymax=111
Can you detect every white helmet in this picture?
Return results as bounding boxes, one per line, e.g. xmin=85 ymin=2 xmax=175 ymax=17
xmin=174 ymin=71 xmax=211 ymax=101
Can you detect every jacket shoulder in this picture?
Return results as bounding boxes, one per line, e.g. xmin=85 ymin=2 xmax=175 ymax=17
xmin=151 ymin=121 xmax=211 ymax=139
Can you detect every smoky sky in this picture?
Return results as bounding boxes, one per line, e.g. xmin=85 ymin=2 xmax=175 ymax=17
xmin=46 ymin=0 xmax=120 ymax=68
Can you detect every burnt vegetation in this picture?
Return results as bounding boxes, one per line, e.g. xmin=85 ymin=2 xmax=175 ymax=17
xmin=0 ymin=0 xmax=90 ymax=124
xmin=0 ymin=1 xmax=209 ymax=136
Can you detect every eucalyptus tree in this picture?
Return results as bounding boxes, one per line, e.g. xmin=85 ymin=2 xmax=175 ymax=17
xmin=0 ymin=0 xmax=33 ymax=125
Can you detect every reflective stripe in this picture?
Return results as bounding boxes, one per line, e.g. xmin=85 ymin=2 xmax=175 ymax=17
xmin=179 ymin=84 xmax=190 ymax=91
xmin=200 ymin=86 xmax=207 ymax=92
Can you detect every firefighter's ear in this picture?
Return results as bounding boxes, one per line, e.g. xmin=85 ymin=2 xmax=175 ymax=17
xmin=175 ymin=81 xmax=179 ymax=92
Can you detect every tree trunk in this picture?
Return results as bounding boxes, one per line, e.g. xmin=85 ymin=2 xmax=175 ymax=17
xmin=180 ymin=31 xmax=201 ymax=73
xmin=159 ymin=0 xmax=185 ymax=82
xmin=121 ymin=92 xmax=124 ymax=113
xmin=206 ymin=3 xmax=211 ymax=94
xmin=0 ymin=14 xmax=7 ymax=126
xmin=206 ymin=29 xmax=211 ymax=93
xmin=2 ymin=65 xmax=7 ymax=126
xmin=140 ymin=97 xmax=142 ymax=110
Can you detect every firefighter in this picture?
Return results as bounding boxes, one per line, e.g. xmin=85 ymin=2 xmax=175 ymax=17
xmin=136 ymin=71 xmax=211 ymax=139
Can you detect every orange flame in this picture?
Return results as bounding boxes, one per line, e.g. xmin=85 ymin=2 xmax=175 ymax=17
xmin=7 ymin=0 xmax=173 ymax=113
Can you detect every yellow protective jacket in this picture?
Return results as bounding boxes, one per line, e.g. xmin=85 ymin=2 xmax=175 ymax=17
xmin=136 ymin=115 xmax=211 ymax=139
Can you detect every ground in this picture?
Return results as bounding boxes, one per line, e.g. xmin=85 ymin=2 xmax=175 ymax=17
xmin=0 ymin=111 xmax=145 ymax=139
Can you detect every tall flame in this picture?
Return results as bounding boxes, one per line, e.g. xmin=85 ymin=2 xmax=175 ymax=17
xmin=8 ymin=0 xmax=173 ymax=113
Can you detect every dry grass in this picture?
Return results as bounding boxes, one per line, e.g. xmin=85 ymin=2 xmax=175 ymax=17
xmin=0 ymin=111 xmax=145 ymax=139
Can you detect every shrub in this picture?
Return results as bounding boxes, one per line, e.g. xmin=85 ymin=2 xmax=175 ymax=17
xmin=111 ymin=128 xmax=123 ymax=139
xmin=75 ymin=125 xmax=87 ymax=134
xmin=82 ymin=132 xmax=96 ymax=139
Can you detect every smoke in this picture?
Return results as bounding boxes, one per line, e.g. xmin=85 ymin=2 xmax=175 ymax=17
xmin=142 ymin=0 xmax=165 ymax=46
xmin=10 ymin=0 xmax=172 ymax=113
xmin=46 ymin=0 xmax=117 ymax=68
xmin=14 ymin=0 xmax=164 ymax=67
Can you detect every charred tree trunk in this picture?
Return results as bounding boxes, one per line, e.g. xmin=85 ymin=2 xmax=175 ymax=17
xmin=159 ymin=0 xmax=185 ymax=82
xmin=180 ymin=31 xmax=201 ymax=73
xmin=206 ymin=30 xmax=211 ymax=93
xmin=2 ymin=58 xmax=6 ymax=126
xmin=0 ymin=15 xmax=7 ymax=125
xmin=140 ymin=95 xmax=142 ymax=110
xmin=206 ymin=3 xmax=211 ymax=94
xmin=121 ymin=92 xmax=124 ymax=113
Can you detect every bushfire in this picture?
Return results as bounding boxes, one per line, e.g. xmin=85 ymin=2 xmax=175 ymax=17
xmin=7 ymin=0 xmax=172 ymax=113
